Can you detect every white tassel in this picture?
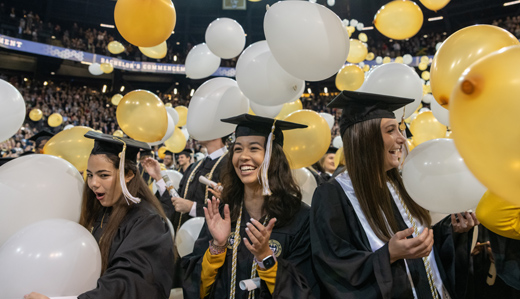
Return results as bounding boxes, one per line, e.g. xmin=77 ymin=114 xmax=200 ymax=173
xmin=258 ymin=123 xmax=275 ymax=196
xmin=119 ymin=144 xmax=141 ymax=205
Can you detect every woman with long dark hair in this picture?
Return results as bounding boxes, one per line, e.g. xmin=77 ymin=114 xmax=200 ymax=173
xmin=183 ymin=114 xmax=317 ymax=299
xmin=310 ymin=91 xmax=478 ymax=299
xmin=25 ymin=131 xmax=174 ymax=299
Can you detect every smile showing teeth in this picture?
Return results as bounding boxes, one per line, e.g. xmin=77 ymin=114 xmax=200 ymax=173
xmin=240 ymin=166 xmax=256 ymax=172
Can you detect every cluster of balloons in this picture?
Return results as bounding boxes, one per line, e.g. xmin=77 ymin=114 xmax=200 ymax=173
xmin=43 ymin=126 xmax=95 ymax=172
xmin=0 ymin=79 xmax=25 ymax=142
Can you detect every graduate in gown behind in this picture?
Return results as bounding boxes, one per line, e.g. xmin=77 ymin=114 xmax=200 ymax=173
xmin=182 ymin=114 xmax=318 ymax=299
xmin=310 ymin=90 xmax=478 ymax=299
xmin=25 ymin=131 xmax=174 ymax=299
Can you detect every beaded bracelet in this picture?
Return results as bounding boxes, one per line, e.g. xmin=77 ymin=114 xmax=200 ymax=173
xmin=209 ymin=239 xmax=228 ymax=255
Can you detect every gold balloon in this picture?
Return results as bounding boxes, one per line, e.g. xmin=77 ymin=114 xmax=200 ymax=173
xmin=111 ymin=94 xmax=123 ymax=106
xmin=43 ymin=126 xmax=94 ymax=172
xmin=363 ymin=65 xmax=370 ymax=72
xmin=113 ymin=129 xmax=124 ymax=137
xmin=48 ymin=113 xmax=63 ymax=127
xmin=347 ymin=26 xmax=356 ymax=37
xmin=383 ymin=56 xmax=391 ymax=64
xmin=347 ymin=39 xmax=368 ymax=63
xmin=29 ymin=108 xmax=42 ymax=121
xmin=423 ymin=84 xmax=432 ymax=95
xmin=116 ymin=90 xmax=168 ymax=143
xmin=283 ymin=110 xmax=331 ymax=169
xmin=420 ymin=55 xmax=430 ymax=64
xmin=409 ymin=111 xmax=446 ymax=145
xmin=275 ymin=99 xmax=303 ymax=120
xmin=366 ymin=52 xmax=375 ymax=61
xmin=107 ymin=41 xmax=125 ymax=54
xmin=374 ymin=0 xmax=423 ymax=40
xmin=335 ymin=64 xmax=365 ymax=91
xmin=358 ymin=33 xmax=368 ymax=43
xmin=430 ymin=25 xmax=519 ymax=109
xmin=451 ymin=45 xmax=520 ymax=206
xmin=175 ymin=105 xmax=188 ymax=127
xmin=476 ymin=191 xmax=520 ymax=240
xmin=248 ymin=107 xmax=256 ymax=115
xmin=419 ymin=0 xmax=450 ymax=12
xmin=100 ymin=63 xmax=114 ymax=74
xmin=164 ymin=127 xmax=186 ymax=153
xmin=334 ymin=147 xmax=345 ymax=168
xmin=394 ymin=56 xmax=404 ymax=64
xmin=158 ymin=146 xmax=167 ymax=159
xmin=406 ymin=138 xmax=415 ymax=151
xmin=139 ymin=41 xmax=167 ymax=59
xmin=114 ymin=0 xmax=176 ymax=47
xmin=421 ymin=71 xmax=430 ymax=81
xmin=165 ymin=102 xmax=172 ymax=108
xmin=418 ymin=62 xmax=428 ymax=71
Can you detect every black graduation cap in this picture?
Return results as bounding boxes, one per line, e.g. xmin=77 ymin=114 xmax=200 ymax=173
xmin=84 ymin=131 xmax=150 ymax=162
xmin=220 ymin=114 xmax=307 ymax=146
xmin=139 ymin=148 xmax=154 ymax=158
xmin=327 ymin=90 xmax=413 ymax=137
xmin=164 ymin=150 xmax=174 ymax=157
xmin=326 ymin=147 xmax=338 ymax=154
xmin=176 ymin=150 xmax=191 ymax=157
xmin=0 ymin=157 xmax=14 ymax=167
xmin=28 ymin=130 xmax=55 ymax=146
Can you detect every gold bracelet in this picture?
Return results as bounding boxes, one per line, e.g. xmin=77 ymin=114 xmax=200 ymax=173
xmin=209 ymin=239 xmax=228 ymax=255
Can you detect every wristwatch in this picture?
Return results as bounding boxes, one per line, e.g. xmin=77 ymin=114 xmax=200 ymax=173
xmin=256 ymin=254 xmax=277 ymax=270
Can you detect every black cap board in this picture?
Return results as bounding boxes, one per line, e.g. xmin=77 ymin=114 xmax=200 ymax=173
xmin=164 ymin=150 xmax=174 ymax=157
xmin=220 ymin=114 xmax=307 ymax=146
xmin=327 ymin=90 xmax=413 ymax=136
xmin=84 ymin=131 xmax=150 ymax=162
xmin=0 ymin=157 xmax=14 ymax=167
xmin=28 ymin=130 xmax=55 ymax=146
xmin=326 ymin=146 xmax=338 ymax=154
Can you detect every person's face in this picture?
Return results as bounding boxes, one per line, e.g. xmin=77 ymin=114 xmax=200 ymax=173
xmin=232 ymin=135 xmax=266 ymax=188
xmin=323 ymin=153 xmax=336 ymax=173
xmin=380 ymin=118 xmax=406 ymax=172
xmin=87 ymin=154 xmax=133 ymax=207
xmin=177 ymin=154 xmax=189 ymax=166
xmin=163 ymin=155 xmax=173 ymax=166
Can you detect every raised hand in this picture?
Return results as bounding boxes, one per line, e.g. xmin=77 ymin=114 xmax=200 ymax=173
xmin=388 ymin=227 xmax=434 ymax=263
xmin=243 ymin=217 xmax=277 ymax=261
xmin=451 ymin=211 xmax=479 ymax=233
xmin=141 ymin=157 xmax=162 ymax=181
xmin=203 ymin=197 xmax=231 ymax=247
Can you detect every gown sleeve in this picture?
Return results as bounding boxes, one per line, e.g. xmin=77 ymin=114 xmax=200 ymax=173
xmin=156 ymin=189 xmax=175 ymax=220
xmin=78 ymin=213 xmax=175 ymax=299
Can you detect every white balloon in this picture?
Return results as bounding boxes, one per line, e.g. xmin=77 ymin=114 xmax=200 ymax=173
xmin=402 ymin=138 xmax=487 ymax=214
xmin=181 ymin=127 xmax=190 ymax=141
xmin=0 ymin=155 xmax=83 ymax=246
xmin=332 ymin=135 xmax=343 ymax=148
xmin=435 ymin=42 xmax=443 ymax=51
xmin=149 ymin=114 xmax=175 ymax=146
xmin=185 ymin=43 xmax=221 ymax=79
xmin=430 ymin=96 xmax=450 ymax=126
xmin=250 ymin=101 xmax=284 ymax=118
xmin=205 ymin=18 xmax=246 ymax=59
xmin=341 ymin=19 xmax=349 ymax=26
xmin=236 ymin=41 xmax=305 ymax=106
xmin=264 ymin=1 xmax=349 ymax=81
xmin=152 ymin=170 xmax=182 ymax=194
xmin=0 ymin=219 xmax=101 ymax=298
xmin=63 ymin=124 xmax=74 ymax=130
xmin=356 ymin=22 xmax=364 ymax=31
xmin=187 ymin=78 xmax=249 ymax=141
xmin=0 ymin=79 xmax=25 ymax=142
xmin=327 ymin=0 xmax=335 ymax=6
xmin=359 ymin=63 xmax=423 ymax=119
xmin=375 ymin=56 xmax=383 ymax=64
xmin=319 ymin=112 xmax=335 ymax=130
xmin=349 ymin=19 xmax=358 ymax=27
xmin=166 ymin=107 xmax=180 ymax=126
xmin=88 ymin=63 xmax=103 ymax=76
xmin=176 ymin=217 xmax=205 ymax=258
xmin=422 ymin=93 xmax=433 ymax=104
xmin=291 ymin=168 xmax=318 ymax=206
xmin=403 ymin=54 xmax=413 ymax=65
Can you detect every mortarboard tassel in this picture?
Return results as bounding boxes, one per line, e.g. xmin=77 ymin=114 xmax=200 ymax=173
xmin=114 ymin=137 xmax=141 ymax=205
xmin=257 ymin=120 xmax=276 ymax=196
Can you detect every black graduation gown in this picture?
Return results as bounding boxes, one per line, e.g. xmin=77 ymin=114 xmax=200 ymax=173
xmin=310 ymin=179 xmax=472 ymax=299
xmin=78 ymin=201 xmax=175 ymax=299
xmin=182 ymin=202 xmax=317 ymax=299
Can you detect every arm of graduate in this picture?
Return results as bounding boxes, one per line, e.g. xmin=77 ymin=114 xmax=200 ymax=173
xmin=78 ymin=213 xmax=174 ymax=299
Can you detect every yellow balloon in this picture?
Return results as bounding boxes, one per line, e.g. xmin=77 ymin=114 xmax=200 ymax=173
xmin=113 ymin=129 xmax=124 ymax=137
xmin=283 ymin=110 xmax=331 ymax=169
xmin=165 ymin=103 xmax=172 ymax=108
xmin=114 ymin=0 xmax=176 ymax=47
xmin=139 ymin=41 xmax=167 ymax=59
xmin=116 ymin=90 xmax=168 ymax=143
xmin=111 ymin=94 xmax=123 ymax=106
xmin=420 ymin=55 xmax=430 ymax=64
xmin=334 ymin=147 xmax=345 ymax=168
xmin=107 ymin=41 xmax=125 ymax=54
xmin=476 ymin=191 xmax=520 ymax=240
xmin=158 ymin=146 xmax=167 ymax=159
xmin=419 ymin=0 xmax=450 ymax=12
xmin=423 ymin=84 xmax=432 ymax=95
xmin=394 ymin=56 xmax=404 ymax=64
xmin=347 ymin=39 xmax=368 ymax=63
xmin=409 ymin=111 xmax=446 ymax=145
xmin=421 ymin=71 xmax=430 ymax=81
xmin=275 ymin=99 xmax=303 ymax=120
xmin=374 ymin=0 xmax=423 ymax=40
xmin=43 ymin=126 xmax=94 ymax=172
xmin=366 ymin=52 xmax=375 ymax=61
xmin=406 ymin=138 xmax=415 ymax=151
xmin=418 ymin=62 xmax=428 ymax=71
xmin=164 ymin=127 xmax=187 ymax=153
xmin=48 ymin=113 xmax=63 ymax=127
xmin=175 ymin=105 xmax=188 ymax=127
xmin=29 ymin=108 xmax=42 ymax=121
xmin=100 ymin=63 xmax=114 ymax=74
xmin=347 ymin=26 xmax=356 ymax=36
xmin=358 ymin=33 xmax=368 ymax=43
xmin=451 ymin=45 xmax=520 ymax=206
xmin=383 ymin=56 xmax=391 ymax=64
xmin=363 ymin=65 xmax=370 ymax=72
xmin=335 ymin=64 xmax=365 ymax=91
xmin=430 ymin=25 xmax=519 ymax=109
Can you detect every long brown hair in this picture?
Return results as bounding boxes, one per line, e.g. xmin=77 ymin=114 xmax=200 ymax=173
xmin=78 ymin=153 xmax=168 ymax=274
xmin=220 ymin=142 xmax=302 ymax=227
xmin=343 ymin=118 xmax=431 ymax=242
